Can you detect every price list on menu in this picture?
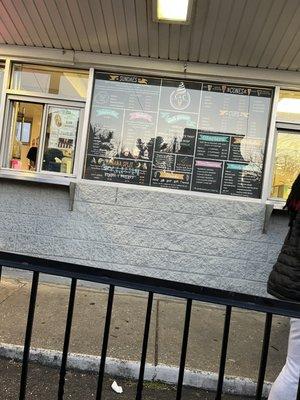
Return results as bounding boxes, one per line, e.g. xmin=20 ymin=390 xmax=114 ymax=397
xmin=84 ymin=72 xmax=161 ymax=185
xmin=84 ymin=72 xmax=273 ymax=199
xmin=150 ymin=79 xmax=201 ymax=190
xmin=198 ymin=84 xmax=272 ymax=137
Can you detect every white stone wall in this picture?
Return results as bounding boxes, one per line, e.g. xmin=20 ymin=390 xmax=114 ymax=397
xmin=0 ymin=180 xmax=288 ymax=296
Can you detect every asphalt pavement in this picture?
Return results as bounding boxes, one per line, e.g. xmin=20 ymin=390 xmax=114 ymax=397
xmin=0 ymin=358 xmax=252 ymax=400
xmin=0 ymin=274 xmax=290 ymax=399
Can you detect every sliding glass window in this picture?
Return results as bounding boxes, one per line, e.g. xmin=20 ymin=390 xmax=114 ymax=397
xmin=270 ymin=90 xmax=300 ymax=200
xmin=271 ymin=130 xmax=300 ymax=200
xmin=0 ymin=63 xmax=88 ymax=178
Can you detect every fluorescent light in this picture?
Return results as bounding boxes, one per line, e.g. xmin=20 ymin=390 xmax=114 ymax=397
xmin=153 ymin=0 xmax=193 ymax=24
xmin=277 ymin=98 xmax=300 ymax=114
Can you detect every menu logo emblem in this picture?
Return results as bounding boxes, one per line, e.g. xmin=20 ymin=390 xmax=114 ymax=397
xmin=170 ymin=82 xmax=191 ymax=110
xmin=138 ymin=78 xmax=148 ymax=85
xmin=109 ymin=75 xmax=119 ymax=81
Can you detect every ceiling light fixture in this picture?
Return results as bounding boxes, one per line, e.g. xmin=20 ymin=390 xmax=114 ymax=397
xmin=153 ymin=0 xmax=193 ymax=24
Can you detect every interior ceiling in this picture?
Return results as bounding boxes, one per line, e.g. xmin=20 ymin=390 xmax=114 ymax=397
xmin=0 ymin=0 xmax=300 ymax=72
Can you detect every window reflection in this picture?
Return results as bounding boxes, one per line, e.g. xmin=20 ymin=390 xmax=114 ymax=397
xmin=11 ymin=64 xmax=88 ymax=99
xmin=7 ymin=101 xmax=43 ymax=171
xmin=42 ymin=106 xmax=80 ymax=174
xmin=271 ymin=132 xmax=300 ymax=199
xmin=277 ymin=90 xmax=300 ymax=123
xmin=85 ymin=72 xmax=272 ymax=198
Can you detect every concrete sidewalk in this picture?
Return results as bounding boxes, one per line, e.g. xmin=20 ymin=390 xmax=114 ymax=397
xmin=0 ymin=274 xmax=290 ymax=396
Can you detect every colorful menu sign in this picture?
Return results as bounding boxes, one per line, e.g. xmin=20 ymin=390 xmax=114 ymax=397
xmin=48 ymin=107 xmax=80 ymax=150
xmin=84 ymin=72 xmax=273 ymax=198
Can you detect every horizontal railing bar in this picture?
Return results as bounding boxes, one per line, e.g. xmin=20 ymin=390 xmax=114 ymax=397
xmin=1 ymin=251 xmax=300 ymax=319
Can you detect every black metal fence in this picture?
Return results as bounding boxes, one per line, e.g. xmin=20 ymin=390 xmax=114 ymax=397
xmin=0 ymin=250 xmax=300 ymax=400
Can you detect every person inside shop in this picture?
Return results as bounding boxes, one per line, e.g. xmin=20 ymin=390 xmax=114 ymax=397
xmin=43 ymin=147 xmax=64 ymax=172
xmin=26 ymin=138 xmax=38 ymax=170
xmin=267 ymin=173 xmax=300 ymax=400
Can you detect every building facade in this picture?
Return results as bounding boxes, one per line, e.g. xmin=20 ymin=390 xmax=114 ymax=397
xmin=0 ymin=0 xmax=300 ymax=296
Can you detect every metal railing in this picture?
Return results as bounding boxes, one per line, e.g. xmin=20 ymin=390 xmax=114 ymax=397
xmin=0 ymin=250 xmax=300 ymax=400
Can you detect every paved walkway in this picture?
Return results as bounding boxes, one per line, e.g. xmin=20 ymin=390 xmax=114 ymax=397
xmin=0 ymin=272 xmax=290 ymax=396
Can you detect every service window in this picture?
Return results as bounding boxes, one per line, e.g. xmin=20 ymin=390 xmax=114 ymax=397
xmin=2 ymin=100 xmax=82 ymax=175
xmin=0 ymin=64 xmax=88 ymax=178
xmin=83 ymin=71 xmax=273 ymax=199
xmin=271 ymin=90 xmax=300 ymax=200
xmin=277 ymin=90 xmax=300 ymax=124
xmin=3 ymin=101 xmax=44 ymax=171
xmin=271 ymin=131 xmax=300 ymax=200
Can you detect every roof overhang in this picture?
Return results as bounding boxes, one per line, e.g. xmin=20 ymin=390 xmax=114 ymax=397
xmin=0 ymin=0 xmax=299 ymax=74
xmin=1 ymin=44 xmax=300 ymax=89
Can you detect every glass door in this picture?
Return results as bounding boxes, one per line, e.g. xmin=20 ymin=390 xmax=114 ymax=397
xmin=271 ymin=130 xmax=300 ymax=200
xmin=39 ymin=105 xmax=81 ymax=175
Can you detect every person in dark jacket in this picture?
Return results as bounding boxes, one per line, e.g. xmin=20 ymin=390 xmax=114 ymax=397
xmin=267 ymin=173 xmax=300 ymax=400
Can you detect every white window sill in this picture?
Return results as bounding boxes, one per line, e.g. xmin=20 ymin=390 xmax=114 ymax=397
xmin=0 ymin=169 xmax=75 ymax=186
xmin=266 ymin=198 xmax=286 ymax=210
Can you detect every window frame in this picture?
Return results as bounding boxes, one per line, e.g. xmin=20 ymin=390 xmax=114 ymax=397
xmin=268 ymin=123 xmax=300 ymax=204
xmin=9 ymin=62 xmax=89 ymax=101
xmin=0 ymin=60 xmax=91 ymax=185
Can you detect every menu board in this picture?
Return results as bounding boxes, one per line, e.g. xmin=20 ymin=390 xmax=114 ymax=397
xmin=84 ymin=72 xmax=273 ymax=198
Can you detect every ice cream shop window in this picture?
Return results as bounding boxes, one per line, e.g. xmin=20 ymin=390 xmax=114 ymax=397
xmin=0 ymin=63 xmax=87 ymax=181
xmin=0 ymin=99 xmax=84 ymax=176
xmin=270 ymin=90 xmax=300 ymax=200
xmin=271 ymin=130 xmax=300 ymax=200
xmin=83 ymin=71 xmax=273 ymax=199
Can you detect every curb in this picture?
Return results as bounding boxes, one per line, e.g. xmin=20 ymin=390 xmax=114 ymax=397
xmin=0 ymin=343 xmax=271 ymax=397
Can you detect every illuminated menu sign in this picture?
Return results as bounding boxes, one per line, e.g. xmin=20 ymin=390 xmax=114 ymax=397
xmin=84 ymin=72 xmax=273 ymax=198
